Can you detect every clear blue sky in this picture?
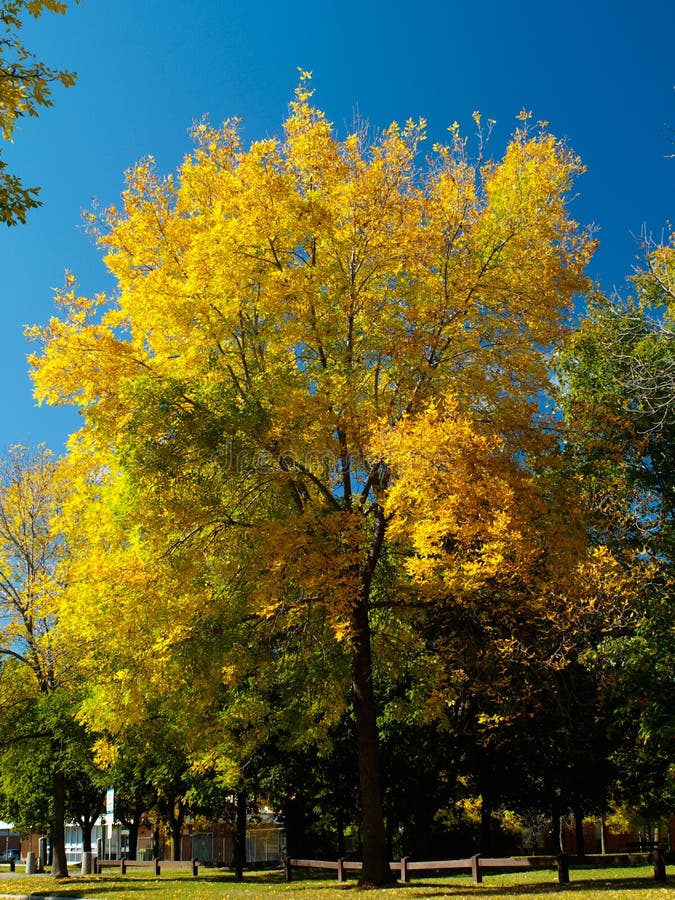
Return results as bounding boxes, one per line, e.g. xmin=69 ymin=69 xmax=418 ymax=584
xmin=2 ymin=0 xmax=674 ymax=454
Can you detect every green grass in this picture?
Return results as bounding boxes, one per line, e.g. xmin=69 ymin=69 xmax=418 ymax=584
xmin=0 ymin=866 xmax=671 ymax=899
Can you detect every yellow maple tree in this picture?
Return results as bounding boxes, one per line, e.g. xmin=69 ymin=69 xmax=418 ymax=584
xmin=29 ymin=75 xmax=607 ymax=884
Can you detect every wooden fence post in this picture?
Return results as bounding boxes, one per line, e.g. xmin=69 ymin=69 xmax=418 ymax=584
xmin=400 ymin=856 xmax=410 ymax=883
xmin=337 ymin=858 xmax=345 ymax=883
xmin=154 ymin=857 xmax=161 ymax=876
xmin=557 ymin=853 xmax=570 ymax=884
xmin=653 ymin=848 xmax=667 ymax=883
xmin=471 ymin=853 xmax=482 ymax=884
xmin=282 ymin=857 xmax=292 ymax=882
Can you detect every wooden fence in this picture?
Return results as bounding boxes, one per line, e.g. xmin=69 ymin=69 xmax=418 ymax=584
xmin=284 ymin=850 xmax=669 ymax=885
xmin=94 ymin=856 xmax=199 ymax=877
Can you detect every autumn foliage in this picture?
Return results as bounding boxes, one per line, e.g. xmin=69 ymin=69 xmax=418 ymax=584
xmin=26 ymin=76 xmax=634 ymax=883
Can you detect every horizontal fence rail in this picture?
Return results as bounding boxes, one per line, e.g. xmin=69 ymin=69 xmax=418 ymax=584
xmin=94 ymin=856 xmax=199 ymax=877
xmin=285 ymin=850 xmax=669 ymax=885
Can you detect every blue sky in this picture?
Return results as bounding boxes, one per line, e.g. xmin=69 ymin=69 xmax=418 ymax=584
xmin=2 ymin=0 xmax=674 ymax=454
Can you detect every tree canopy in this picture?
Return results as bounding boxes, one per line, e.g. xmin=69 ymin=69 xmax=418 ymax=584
xmin=0 ymin=0 xmax=77 ymax=224
xmin=560 ymin=231 xmax=675 ymax=824
xmin=28 ymin=77 xmax=636 ymax=884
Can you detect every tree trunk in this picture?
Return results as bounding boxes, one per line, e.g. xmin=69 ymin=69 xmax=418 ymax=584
xmin=74 ymin=815 xmax=93 ymax=854
xmin=600 ymin=812 xmax=608 ymax=854
xmin=573 ymin=806 xmax=585 ymax=858
xmin=51 ymin=765 xmax=69 ymax=878
xmin=121 ymin=800 xmax=144 ymax=860
xmin=336 ymin=811 xmax=346 ymax=858
xmin=126 ymin=818 xmax=139 ymax=861
xmin=170 ymin=805 xmax=185 ymax=861
xmin=351 ymin=597 xmax=393 ymax=886
xmin=233 ymin=790 xmax=247 ymax=882
xmin=82 ymin=817 xmax=94 ymax=855
xmin=480 ymin=795 xmax=492 ymax=855
xmin=411 ymin=777 xmax=434 ymax=859
xmin=550 ymin=797 xmax=563 ymax=854
xmin=282 ymin=795 xmax=305 ymax=859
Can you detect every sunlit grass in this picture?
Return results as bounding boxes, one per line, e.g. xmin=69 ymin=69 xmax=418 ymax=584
xmin=0 ymin=865 xmax=671 ymax=899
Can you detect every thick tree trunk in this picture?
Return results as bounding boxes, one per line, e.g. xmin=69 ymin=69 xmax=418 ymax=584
xmin=233 ymin=790 xmax=247 ymax=882
xmin=351 ymin=598 xmax=393 ymax=886
xmin=51 ymin=766 xmax=69 ymax=878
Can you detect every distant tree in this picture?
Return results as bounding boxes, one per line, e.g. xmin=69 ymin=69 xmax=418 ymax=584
xmin=0 ymin=724 xmax=52 ymax=836
xmin=63 ymin=730 xmax=105 ymax=856
xmin=0 ymin=0 xmax=78 ymax=224
xmin=561 ymin=231 xmax=675 ymax=822
xmin=0 ymin=446 xmax=73 ymax=877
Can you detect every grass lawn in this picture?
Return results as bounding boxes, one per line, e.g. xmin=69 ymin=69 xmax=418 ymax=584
xmin=0 ymin=866 xmax=672 ymax=899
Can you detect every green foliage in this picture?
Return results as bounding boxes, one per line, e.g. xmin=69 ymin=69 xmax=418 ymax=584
xmin=560 ymin=233 xmax=675 ymax=822
xmin=0 ymin=0 xmax=78 ymax=224
xmin=0 ymin=727 xmax=52 ymax=833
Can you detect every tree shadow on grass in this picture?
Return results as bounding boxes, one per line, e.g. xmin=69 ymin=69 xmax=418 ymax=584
xmin=16 ymin=873 xmax=670 ymax=898
xmin=394 ymin=876 xmax=669 ymax=896
xmin=16 ymin=874 xmax=204 ymax=897
xmin=19 ymin=868 xmax=293 ymax=897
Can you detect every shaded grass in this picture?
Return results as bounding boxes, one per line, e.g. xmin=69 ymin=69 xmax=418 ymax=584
xmin=0 ymin=865 xmax=671 ymax=899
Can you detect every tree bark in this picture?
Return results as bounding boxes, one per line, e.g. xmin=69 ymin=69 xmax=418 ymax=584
xmin=351 ymin=597 xmax=393 ymax=885
xmin=551 ymin=797 xmax=563 ymax=854
xmin=480 ymin=795 xmax=492 ymax=855
xmin=282 ymin=795 xmax=305 ymax=859
xmin=121 ymin=799 xmax=144 ymax=860
xmin=126 ymin=818 xmax=139 ymax=861
xmin=411 ymin=775 xmax=434 ymax=859
xmin=573 ymin=806 xmax=585 ymax=858
xmin=50 ymin=765 xmax=69 ymax=878
xmin=81 ymin=816 xmax=94 ymax=855
xmin=600 ymin=811 xmax=608 ymax=854
xmin=170 ymin=804 xmax=185 ymax=860
xmin=233 ymin=790 xmax=247 ymax=882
